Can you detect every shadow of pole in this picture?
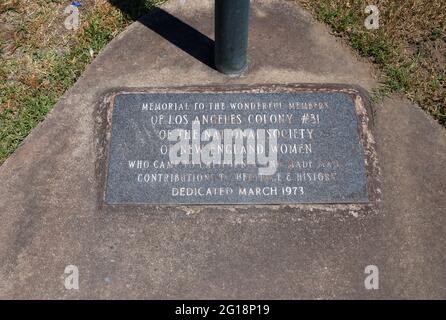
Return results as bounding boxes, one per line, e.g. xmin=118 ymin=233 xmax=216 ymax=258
xmin=108 ymin=1 xmax=216 ymax=70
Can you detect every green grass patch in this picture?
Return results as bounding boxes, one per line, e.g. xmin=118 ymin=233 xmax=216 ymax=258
xmin=0 ymin=0 xmax=166 ymax=165
xmin=298 ymin=0 xmax=446 ymax=125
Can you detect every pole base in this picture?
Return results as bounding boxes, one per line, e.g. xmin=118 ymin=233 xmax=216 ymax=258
xmin=217 ymin=61 xmax=248 ymax=77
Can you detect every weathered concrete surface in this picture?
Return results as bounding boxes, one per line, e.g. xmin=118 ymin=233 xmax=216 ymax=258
xmin=0 ymin=0 xmax=445 ymax=299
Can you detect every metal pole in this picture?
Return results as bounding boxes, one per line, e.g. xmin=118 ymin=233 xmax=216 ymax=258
xmin=215 ymin=0 xmax=250 ymax=75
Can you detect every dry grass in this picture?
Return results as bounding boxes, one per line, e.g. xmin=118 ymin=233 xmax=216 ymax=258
xmin=297 ymin=0 xmax=446 ymax=124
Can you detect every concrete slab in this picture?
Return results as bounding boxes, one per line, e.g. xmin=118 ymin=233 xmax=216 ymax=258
xmin=0 ymin=0 xmax=445 ymax=299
